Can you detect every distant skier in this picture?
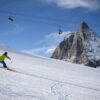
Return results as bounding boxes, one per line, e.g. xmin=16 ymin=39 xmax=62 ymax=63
xmin=0 ymin=52 xmax=11 ymax=70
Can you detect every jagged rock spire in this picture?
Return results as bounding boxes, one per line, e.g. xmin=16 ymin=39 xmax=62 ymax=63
xmin=80 ymin=21 xmax=89 ymax=29
xmin=51 ymin=22 xmax=100 ymax=67
xmin=78 ymin=21 xmax=90 ymax=32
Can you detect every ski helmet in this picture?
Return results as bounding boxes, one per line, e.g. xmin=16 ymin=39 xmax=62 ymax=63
xmin=4 ymin=52 xmax=8 ymax=55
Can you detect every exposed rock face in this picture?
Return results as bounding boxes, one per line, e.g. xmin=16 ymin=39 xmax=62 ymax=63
xmin=51 ymin=22 xmax=100 ymax=67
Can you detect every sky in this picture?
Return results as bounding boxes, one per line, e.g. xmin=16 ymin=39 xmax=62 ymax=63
xmin=0 ymin=0 xmax=100 ymax=57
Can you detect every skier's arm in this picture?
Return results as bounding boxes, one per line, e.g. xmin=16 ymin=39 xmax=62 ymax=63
xmin=6 ymin=56 xmax=11 ymax=60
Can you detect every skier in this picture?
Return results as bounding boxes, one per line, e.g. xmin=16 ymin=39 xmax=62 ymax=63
xmin=0 ymin=52 xmax=11 ymax=70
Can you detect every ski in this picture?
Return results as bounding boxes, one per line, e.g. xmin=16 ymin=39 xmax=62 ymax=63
xmin=7 ymin=68 xmax=16 ymax=72
xmin=0 ymin=67 xmax=16 ymax=72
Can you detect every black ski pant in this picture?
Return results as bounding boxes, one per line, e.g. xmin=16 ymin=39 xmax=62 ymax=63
xmin=0 ymin=61 xmax=8 ymax=69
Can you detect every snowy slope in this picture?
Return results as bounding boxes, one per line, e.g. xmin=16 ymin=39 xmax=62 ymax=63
xmin=0 ymin=48 xmax=100 ymax=100
xmin=87 ymin=35 xmax=100 ymax=60
xmin=80 ymin=25 xmax=100 ymax=63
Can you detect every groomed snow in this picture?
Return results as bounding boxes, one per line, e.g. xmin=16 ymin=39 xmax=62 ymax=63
xmin=0 ymin=49 xmax=100 ymax=100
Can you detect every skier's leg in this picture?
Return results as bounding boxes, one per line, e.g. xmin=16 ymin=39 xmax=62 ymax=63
xmin=2 ymin=61 xmax=8 ymax=69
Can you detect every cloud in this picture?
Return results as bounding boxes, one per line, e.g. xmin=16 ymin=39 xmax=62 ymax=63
xmin=22 ymin=31 xmax=71 ymax=57
xmin=42 ymin=0 xmax=100 ymax=10
xmin=22 ymin=46 xmax=55 ymax=57
xmin=45 ymin=47 xmax=55 ymax=54
xmin=35 ymin=31 xmax=71 ymax=46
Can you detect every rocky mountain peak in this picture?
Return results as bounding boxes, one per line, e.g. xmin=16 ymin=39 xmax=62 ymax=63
xmin=80 ymin=21 xmax=89 ymax=30
xmin=78 ymin=21 xmax=89 ymax=32
xmin=51 ymin=22 xmax=100 ymax=68
xmin=77 ymin=22 xmax=96 ymax=41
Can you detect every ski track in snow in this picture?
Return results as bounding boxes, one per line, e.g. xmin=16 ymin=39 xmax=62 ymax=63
xmin=51 ymin=83 xmax=70 ymax=100
xmin=14 ymin=70 xmax=100 ymax=92
xmin=51 ymin=83 xmax=100 ymax=100
xmin=2 ymin=68 xmax=100 ymax=100
xmin=0 ymin=49 xmax=100 ymax=100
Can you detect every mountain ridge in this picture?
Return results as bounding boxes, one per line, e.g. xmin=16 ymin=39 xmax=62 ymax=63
xmin=51 ymin=22 xmax=100 ymax=67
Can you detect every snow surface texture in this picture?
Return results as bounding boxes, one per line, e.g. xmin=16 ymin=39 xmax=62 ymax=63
xmin=0 ymin=47 xmax=100 ymax=100
xmin=86 ymin=34 xmax=100 ymax=60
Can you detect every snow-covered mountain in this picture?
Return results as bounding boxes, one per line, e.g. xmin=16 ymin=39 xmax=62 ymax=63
xmin=0 ymin=44 xmax=100 ymax=100
xmin=51 ymin=22 xmax=100 ymax=67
